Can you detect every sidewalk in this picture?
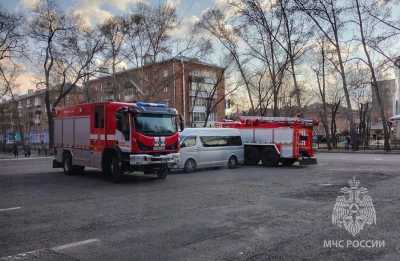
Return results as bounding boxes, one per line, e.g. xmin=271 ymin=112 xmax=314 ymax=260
xmin=316 ymin=149 xmax=400 ymax=154
xmin=0 ymin=152 xmax=52 ymax=160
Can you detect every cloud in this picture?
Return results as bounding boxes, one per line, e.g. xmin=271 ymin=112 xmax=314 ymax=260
xmin=71 ymin=0 xmax=147 ymax=27
xmin=106 ymin=0 xmax=147 ymax=10
xmin=164 ymin=0 xmax=181 ymax=8
xmin=171 ymin=15 xmax=200 ymax=39
xmin=72 ymin=1 xmax=113 ymax=28
xmin=20 ymin=0 xmax=39 ymax=9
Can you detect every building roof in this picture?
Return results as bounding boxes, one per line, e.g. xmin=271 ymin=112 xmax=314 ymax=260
xmin=88 ymin=56 xmax=224 ymax=84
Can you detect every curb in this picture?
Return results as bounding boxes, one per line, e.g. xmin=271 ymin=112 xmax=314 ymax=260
xmin=316 ymin=150 xmax=400 ymax=155
xmin=0 ymin=156 xmax=52 ymax=161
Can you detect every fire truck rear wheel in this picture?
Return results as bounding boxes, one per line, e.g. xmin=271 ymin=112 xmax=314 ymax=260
xmin=228 ymin=156 xmax=238 ymax=169
xmin=63 ymin=153 xmax=74 ymax=175
xmin=184 ymin=159 xmax=196 ymax=173
xmin=262 ymin=149 xmax=280 ymax=167
xmin=280 ymin=158 xmax=296 ymax=166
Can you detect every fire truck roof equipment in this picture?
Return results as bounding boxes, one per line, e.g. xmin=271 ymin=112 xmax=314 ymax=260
xmin=135 ymin=101 xmax=177 ymax=115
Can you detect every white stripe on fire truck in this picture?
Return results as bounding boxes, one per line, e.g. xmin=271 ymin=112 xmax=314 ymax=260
xmin=106 ymin=134 xmax=116 ymax=141
xmin=89 ymin=134 xmax=116 ymax=141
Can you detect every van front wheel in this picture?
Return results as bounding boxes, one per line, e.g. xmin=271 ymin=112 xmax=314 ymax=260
xmin=184 ymin=159 xmax=196 ymax=173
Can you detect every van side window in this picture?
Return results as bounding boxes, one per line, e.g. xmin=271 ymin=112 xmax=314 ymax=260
xmin=94 ymin=105 xmax=105 ymax=128
xmin=228 ymin=136 xmax=242 ymax=146
xmin=182 ymin=136 xmax=196 ymax=147
xmin=200 ymin=136 xmax=242 ymax=147
xmin=200 ymin=136 xmax=228 ymax=147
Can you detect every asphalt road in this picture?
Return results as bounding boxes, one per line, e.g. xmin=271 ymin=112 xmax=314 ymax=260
xmin=0 ymin=153 xmax=399 ymax=261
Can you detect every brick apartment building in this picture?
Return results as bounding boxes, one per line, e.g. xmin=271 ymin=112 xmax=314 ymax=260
xmin=0 ymin=57 xmax=225 ymax=146
xmin=86 ymin=56 xmax=226 ymax=127
xmin=0 ymin=86 xmax=82 ymax=146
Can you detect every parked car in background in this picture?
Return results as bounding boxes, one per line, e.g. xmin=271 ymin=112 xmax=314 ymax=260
xmin=178 ymin=128 xmax=244 ymax=173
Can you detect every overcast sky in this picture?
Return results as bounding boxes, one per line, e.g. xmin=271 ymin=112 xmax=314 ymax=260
xmin=0 ymin=0 xmax=223 ymax=93
xmin=1 ymin=0 xmax=215 ymax=24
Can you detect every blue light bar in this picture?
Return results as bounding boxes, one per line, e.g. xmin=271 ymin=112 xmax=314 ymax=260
xmin=136 ymin=101 xmax=167 ymax=108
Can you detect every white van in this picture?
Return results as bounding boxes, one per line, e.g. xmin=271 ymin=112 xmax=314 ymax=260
xmin=178 ymin=128 xmax=244 ymax=173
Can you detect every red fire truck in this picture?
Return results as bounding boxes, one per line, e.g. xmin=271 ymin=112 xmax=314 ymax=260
xmin=216 ymin=116 xmax=318 ymax=166
xmin=52 ymin=101 xmax=181 ymax=181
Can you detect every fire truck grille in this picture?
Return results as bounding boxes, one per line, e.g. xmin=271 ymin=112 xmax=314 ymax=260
xmin=138 ymin=142 xmax=153 ymax=151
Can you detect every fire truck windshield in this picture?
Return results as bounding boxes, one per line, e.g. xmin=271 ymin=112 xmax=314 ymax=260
xmin=134 ymin=113 xmax=177 ymax=136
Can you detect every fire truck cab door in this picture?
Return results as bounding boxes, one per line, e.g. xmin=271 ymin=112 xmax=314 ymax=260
xmin=115 ymin=110 xmax=132 ymax=152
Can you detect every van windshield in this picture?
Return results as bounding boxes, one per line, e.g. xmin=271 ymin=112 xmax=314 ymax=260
xmin=134 ymin=113 xmax=177 ymax=137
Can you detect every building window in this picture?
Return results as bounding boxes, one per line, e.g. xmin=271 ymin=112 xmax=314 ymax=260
xmin=192 ymin=97 xmax=209 ymax=107
xmin=193 ymin=112 xmax=206 ymax=122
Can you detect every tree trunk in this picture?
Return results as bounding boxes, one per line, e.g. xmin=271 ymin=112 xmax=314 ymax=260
xmin=45 ymin=89 xmax=54 ymax=149
xmin=320 ymin=114 xmax=332 ymax=150
xmin=330 ymin=102 xmax=340 ymax=148
xmin=355 ymin=0 xmax=390 ymax=151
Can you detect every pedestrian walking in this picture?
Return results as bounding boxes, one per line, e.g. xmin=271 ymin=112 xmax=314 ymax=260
xmin=345 ymin=135 xmax=351 ymax=151
xmin=24 ymin=143 xmax=31 ymax=157
xmin=12 ymin=143 xmax=18 ymax=158
xmin=41 ymin=141 xmax=47 ymax=156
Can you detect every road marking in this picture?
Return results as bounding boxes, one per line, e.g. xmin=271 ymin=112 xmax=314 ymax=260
xmin=52 ymin=238 xmax=100 ymax=251
xmin=0 ymin=239 xmax=100 ymax=260
xmin=0 ymin=249 xmax=43 ymax=261
xmin=0 ymin=157 xmax=52 ymax=162
xmin=0 ymin=207 xmax=21 ymax=212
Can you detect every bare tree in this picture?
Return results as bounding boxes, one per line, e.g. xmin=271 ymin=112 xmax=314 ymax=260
xmin=312 ymin=39 xmax=332 ymax=149
xmin=276 ymin=0 xmax=312 ymax=111
xmin=249 ymin=69 xmax=274 ymax=116
xmin=234 ymin=0 xmax=290 ymax=116
xmin=353 ymin=0 xmax=390 ymax=151
xmin=197 ymin=8 xmax=256 ymax=113
xmin=0 ymin=63 xmax=25 ymax=143
xmin=30 ymin=0 xmax=103 ymax=148
xmin=100 ymin=16 xmax=128 ymax=100
xmin=0 ymin=8 xmax=24 ymax=95
xmin=295 ymin=0 xmax=358 ymax=149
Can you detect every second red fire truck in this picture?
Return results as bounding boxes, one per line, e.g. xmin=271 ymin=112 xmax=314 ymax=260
xmin=52 ymin=101 xmax=181 ymax=181
xmin=216 ymin=116 xmax=318 ymax=166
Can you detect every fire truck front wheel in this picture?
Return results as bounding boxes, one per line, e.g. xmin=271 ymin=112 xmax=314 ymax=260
xmin=156 ymin=165 xmax=169 ymax=179
xmin=102 ymin=152 xmax=124 ymax=182
xmin=109 ymin=155 xmax=124 ymax=182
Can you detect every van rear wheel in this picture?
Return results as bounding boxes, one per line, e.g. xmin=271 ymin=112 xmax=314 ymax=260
xmin=228 ymin=156 xmax=238 ymax=169
xmin=184 ymin=159 xmax=196 ymax=173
